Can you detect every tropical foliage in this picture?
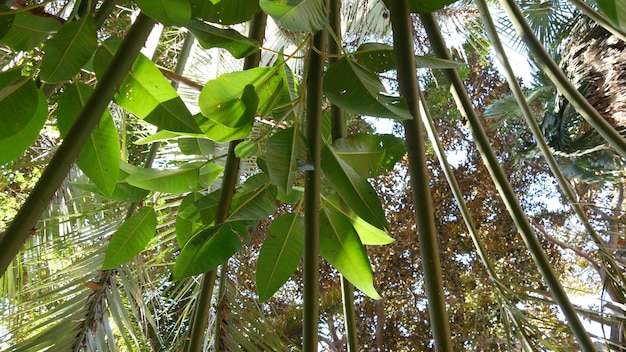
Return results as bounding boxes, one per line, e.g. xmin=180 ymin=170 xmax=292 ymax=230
xmin=1 ymin=0 xmax=626 ymax=351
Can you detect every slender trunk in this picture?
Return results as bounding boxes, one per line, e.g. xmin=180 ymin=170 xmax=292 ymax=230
xmin=303 ymin=24 xmax=327 ymax=352
xmin=389 ymin=3 xmax=453 ymax=351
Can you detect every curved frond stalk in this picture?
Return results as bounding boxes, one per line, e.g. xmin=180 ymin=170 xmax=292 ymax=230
xmin=477 ymin=0 xmax=626 ymax=311
xmin=0 ymin=13 xmax=157 ymax=278
xmin=302 ymin=22 xmax=327 ymax=352
xmin=498 ymin=0 xmax=626 ymax=158
xmin=567 ymin=0 xmax=626 ymax=43
xmin=389 ymin=2 xmax=453 ymax=351
xmin=418 ymin=12 xmax=596 ymax=351
xmin=185 ymin=12 xmax=268 ymax=352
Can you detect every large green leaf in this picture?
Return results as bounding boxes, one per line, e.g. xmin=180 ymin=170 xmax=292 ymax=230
xmin=260 ymin=0 xmax=328 ymax=33
xmin=102 ymin=207 xmax=157 ymax=269
xmin=323 ymin=58 xmax=412 ymax=120
xmin=198 ymin=163 xmax=224 ymax=189
xmin=125 ymin=162 xmax=206 ymax=194
xmin=198 ymin=67 xmax=283 ymax=129
xmin=134 ymin=0 xmax=191 ymax=26
xmin=0 ymin=89 xmax=47 ymax=166
xmin=597 ymin=0 xmax=626 ymax=30
xmin=265 ymin=127 xmax=309 ymax=194
xmin=229 ymin=174 xmax=277 ymax=221
xmin=333 ymin=133 xmax=405 ymax=178
xmin=0 ymin=6 xmax=15 ymax=40
xmin=353 ymin=43 xmax=464 ymax=73
xmin=186 ymin=19 xmax=259 ymax=58
xmin=40 ymin=15 xmax=97 ymax=83
xmin=0 ymin=12 xmax=61 ymax=51
xmin=94 ymin=38 xmax=201 ymax=133
xmin=197 ymin=115 xmax=254 ymax=143
xmin=321 ymin=144 xmax=388 ymax=231
xmin=178 ymin=137 xmax=215 ymax=155
xmin=319 ymin=207 xmax=381 ymax=299
xmin=324 ymin=194 xmax=394 ymax=245
xmin=189 ymin=0 xmax=260 ymax=25
xmin=256 ymin=213 xmax=304 ymax=302
xmin=178 ymin=189 xmax=221 ymax=227
xmin=56 ymin=82 xmax=120 ymax=195
xmin=176 ymin=192 xmax=205 ymax=247
xmin=71 ymin=161 xmax=150 ymax=202
xmin=173 ymin=221 xmax=249 ymax=278
xmin=0 ymin=76 xmax=38 ymax=142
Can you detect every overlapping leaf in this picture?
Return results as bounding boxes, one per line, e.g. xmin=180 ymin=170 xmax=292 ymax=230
xmin=353 ymin=42 xmax=464 ymax=73
xmin=40 ymin=15 xmax=97 ymax=83
xmin=332 ymin=133 xmax=405 ymax=178
xmin=173 ymin=221 xmax=249 ymax=278
xmin=187 ymin=19 xmax=259 ymax=58
xmin=256 ymin=213 xmax=304 ymax=302
xmin=57 ymin=82 xmax=120 ymax=195
xmin=229 ymin=174 xmax=277 ymax=221
xmin=260 ymin=0 xmax=328 ymax=33
xmin=0 ymin=12 xmax=61 ymax=51
xmin=265 ymin=127 xmax=309 ymax=193
xmin=134 ymin=0 xmax=191 ymax=26
xmin=321 ymin=144 xmax=388 ymax=231
xmin=126 ymin=162 xmax=211 ymax=193
xmin=190 ymin=0 xmax=260 ymax=25
xmin=320 ymin=207 xmax=381 ymax=299
xmin=0 ymin=74 xmax=38 ymax=142
xmin=102 ymin=207 xmax=157 ymax=269
xmin=324 ymin=194 xmax=394 ymax=245
xmin=597 ymin=0 xmax=626 ymax=30
xmin=0 ymin=6 xmax=15 ymax=40
xmin=324 ymin=58 xmax=412 ymax=120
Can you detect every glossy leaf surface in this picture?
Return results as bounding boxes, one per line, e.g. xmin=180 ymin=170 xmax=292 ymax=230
xmin=134 ymin=0 xmax=191 ymax=26
xmin=324 ymin=194 xmax=394 ymax=245
xmin=0 ymin=12 xmax=61 ymax=51
xmin=0 ymin=75 xmax=38 ymax=142
xmin=126 ymin=162 xmax=205 ymax=194
xmin=173 ymin=221 xmax=249 ymax=278
xmin=57 ymin=82 xmax=120 ymax=195
xmin=102 ymin=207 xmax=157 ymax=269
xmin=260 ymin=0 xmax=328 ymax=32
xmin=324 ymin=58 xmax=412 ymax=120
xmin=265 ymin=127 xmax=309 ymax=194
xmin=187 ymin=19 xmax=259 ymax=58
xmin=257 ymin=213 xmax=304 ymax=302
xmin=229 ymin=174 xmax=277 ymax=221
xmin=332 ymin=133 xmax=405 ymax=178
xmin=0 ymin=90 xmax=47 ymax=166
xmin=320 ymin=207 xmax=381 ymax=299
xmin=190 ymin=0 xmax=259 ymax=25
xmin=321 ymin=144 xmax=388 ymax=231
xmin=40 ymin=15 xmax=97 ymax=83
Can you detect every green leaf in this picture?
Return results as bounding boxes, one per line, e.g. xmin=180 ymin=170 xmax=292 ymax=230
xmin=173 ymin=221 xmax=249 ymax=278
xmin=198 ymin=163 xmax=224 ymax=189
xmin=199 ymin=68 xmax=282 ymax=128
xmin=197 ymin=115 xmax=253 ymax=143
xmin=0 ymin=12 xmax=61 ymax=51
xmin=40 ymin=15 xmax=97 ymax=83
xmin=0 ymin=90 xmax=47 ymax=166
xmin=229 ymin=174 xmax=277 ymax=221
xmin=260 ymin=0 xmax=328 ymax=33
xmin=265 ymin=127 xmax=309 ymax=194
xmin=57 ymin=82 xmax=120 ymax=195
xmin=333 ymin=133 xmax=405 ymax=178
xmin=321 ymin=144 xmax=388 ymax=231
xmin=186 ymin=19 xmax=259 ymax=58
xmin=352 ymin=43 xmax=464 ymax=72
xmin=176 ymin=192 xmax=205 ymax=247
xmin=256 ymin=213 xmax=304 ymax=302
xmin=134 ymin=0 xmax=191 ymax=26
xmin=323 ymin=58 xmax=412 ymax=120
xmin=320 ymin=207 xmax=381 ymax=299
xmin=597 ymin=0 xmax=626 ymax=30
xmin=190 ymin=0 xmax=260 ymax=25
xmin=0 ymin=6 xmax=15 ymax=40
xmin=102 ymin=207 xmax=157 ymax=269
xmin=144 ymin=98 xmax=203 ymax=133
xmin=178 ymin=189 xmax=221 ymax=226
xmin=324 ymin=194 xmax=394 ymax=245
xmin=234 ymin=140 xmax=258 ymax=158
xmin=126 ymin=162 xmax=205 ymax=193
xmin=0 ymin=77 xmax=38 ymax=142
xmin=178 ymin=137 xmax=215 ymax=155
xmin=94 ymin=38 xmax=201 ymax=133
